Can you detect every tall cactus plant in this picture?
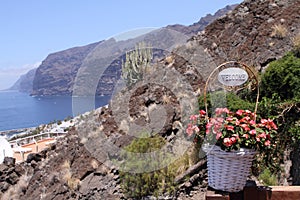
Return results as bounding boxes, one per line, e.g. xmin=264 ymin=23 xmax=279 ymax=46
xmin=122 ymin=42 xmax=153 ymax=88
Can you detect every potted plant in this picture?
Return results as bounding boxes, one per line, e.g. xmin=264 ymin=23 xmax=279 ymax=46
xmin=186 ymin=108 xmax=278 ymax=192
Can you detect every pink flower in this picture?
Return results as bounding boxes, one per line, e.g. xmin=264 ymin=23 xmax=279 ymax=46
xmin=226 ymin=117 xmax=234 ymax=122
xmin=190 ymin=115 xmax=198 ymax=121
xmin=240 ymin=116 xmax=251 ymax=124
xmin=259 ymin=133 xmax=267 ymax=139
xmin=216 ymin=132 xmax=222 ymax=140
xmin=223 ymin=108 xmax=230 ymax=114
xmin=226 ymin=125 xmax=235 ymax=131
xmin=249 ymin=129 xmax=256 ymax=135
xmin=240 ymin=124 xmax=250 ymax=131
xmin=242 ymin=134 xmax=249 ymax=139
xmin=245 ymin=110 xmax=252 ymax=114
xmin=235 ymin=120 xmax=240 ymax=126
xmin=186 ymin=124 xmax=194 ymax=136
xmin=215 ymin=108 xmax=223 ymax=116
xmin=249 ymin=120 xmax=256 ymax=126
xmin=215 ymin=108 xmax=230 ymax=116
xmin=236 ymin=109 xmax=244 ymax=116
xmin=192 ymin=125 xmax=200 ymax=133
xmin=264 ymin=140 xmax=271 ymax=146
xmin=256 ymin=137 xmax=260 ymax=142
xmin=206 ymin=122 xmax=213 ymax=130
xmin=223 ymin=138 xmax=232 ymax=147
xmin=261 ymin=119 xmax=278 ymax=130
xmin=216 ymin=117 xmax=224 ymax=123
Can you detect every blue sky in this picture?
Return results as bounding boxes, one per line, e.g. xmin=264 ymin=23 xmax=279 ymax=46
xmin=0 ymin=0 xmax=242 ymax=90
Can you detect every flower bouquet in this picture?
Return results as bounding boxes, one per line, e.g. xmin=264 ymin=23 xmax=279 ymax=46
xmin=186 ymin=108 xmax=278 ymax=192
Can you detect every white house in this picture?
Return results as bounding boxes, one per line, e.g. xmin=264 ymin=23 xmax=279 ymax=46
xmin=0 ymin=136 xmax=13 ymax=164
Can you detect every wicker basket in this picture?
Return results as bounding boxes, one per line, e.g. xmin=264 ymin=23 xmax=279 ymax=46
xmin=204 ymin=145 xmax=256 ymax=192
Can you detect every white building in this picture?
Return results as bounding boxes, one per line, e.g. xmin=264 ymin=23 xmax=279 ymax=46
xmin=0 ymin=136 xmax=13 ymax=164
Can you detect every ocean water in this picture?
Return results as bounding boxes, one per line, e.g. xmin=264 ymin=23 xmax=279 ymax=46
xmin=0 ymin=91 xmax=110 ymax=131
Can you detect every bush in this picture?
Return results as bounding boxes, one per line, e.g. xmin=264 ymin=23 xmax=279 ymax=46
xmin=258 ymin=168 xmax=278 ymax=186
xmin=261 ymin=52 xmax=300 ymax=100
xmin=271 ymin=24 xmax=287 ymax=39
xmin=119 ymin=134 xmax=190 ymax=198
xmin=198 ymin=92 xmax=255 ymax=114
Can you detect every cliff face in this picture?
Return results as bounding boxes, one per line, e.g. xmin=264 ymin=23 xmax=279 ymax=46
xmin=31 ymin=42 xmax=101 ymax=96
xmin=188 ymin=0 xmax=300 ymax=70
xmin=9 ymin=68 xmax=37 ymax=93
xmin=28 ymin=5 xmax=235 ymax=96
xmin=167 ymin=4 xmax=238 ymax=36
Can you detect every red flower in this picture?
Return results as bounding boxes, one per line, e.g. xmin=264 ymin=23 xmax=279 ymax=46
xmin=230 ymin=137 xmax=237 ymax=144
xmin=199 ymin=110 xmax=206 ymax=116
xmin=223 ymin=138 xmax=232 ymax=147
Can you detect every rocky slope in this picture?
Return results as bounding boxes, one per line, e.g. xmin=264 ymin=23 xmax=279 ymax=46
xmin=9 ymin=68 xmax=37 ymax=93
xmin=187 ymin=0 xmax=300 ymax=71
xmin=167 ymin=4 xmax=237 ymax=36
xmin=20 ymin=4 xmax=236 ymax=96
xmin=2 ymin=0 xmax=300 ymax=199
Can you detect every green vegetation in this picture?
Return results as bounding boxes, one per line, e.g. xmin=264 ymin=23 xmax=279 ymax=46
xmin=122 ymin=42 xmax=153 ymax=88
xmin=258 ymin=168 xmax=278 ymax=186
xmin=199 ymin=50 xmax=300 ymax=178
xmin=119 ymin=134 xmax=191 ymax=199
xmin=261 ymin=52 xmax=300 ymax=100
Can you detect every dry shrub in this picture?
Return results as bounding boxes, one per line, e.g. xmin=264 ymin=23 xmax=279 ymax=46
xmin=91 ymin=159 xmax=99 ymax=169
xmin=61 ymin=160 xmax=81 ymax=191
xmin=271 ymin=24 xmax=288 ymax=39
xmin=1 ymin=175 xmax=31 ymax=200
xmin=292 ymin=33 xmax=300 ymax=56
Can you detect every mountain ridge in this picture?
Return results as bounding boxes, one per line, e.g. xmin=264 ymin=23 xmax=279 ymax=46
xmin=11 ymin=4 xmax=237 ymax=96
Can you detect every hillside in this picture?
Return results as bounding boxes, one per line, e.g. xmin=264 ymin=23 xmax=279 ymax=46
xmin=2 ymin=0 xmax=300 ymax=199
xmin=11 ymin=4 xmax=236 ymax=96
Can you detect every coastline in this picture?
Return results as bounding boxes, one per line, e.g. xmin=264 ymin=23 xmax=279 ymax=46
xmin=0 ymin=127 xmax=36 ymax=137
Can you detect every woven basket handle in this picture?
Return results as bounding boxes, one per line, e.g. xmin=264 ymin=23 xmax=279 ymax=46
xmin=203 ymin=61 xmax=260 ymax=119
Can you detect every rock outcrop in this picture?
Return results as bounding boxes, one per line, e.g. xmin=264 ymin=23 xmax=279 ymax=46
xmin=189 ymin=0 xmax=300 ymax=71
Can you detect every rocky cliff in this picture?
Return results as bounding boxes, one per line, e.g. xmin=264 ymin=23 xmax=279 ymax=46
xmin=27 ymin=5 xmax=236 ymax=96
xmin=9 ymin=68 xmax=37 ymax=93
xmin=31 ymin=42 xmax=102 ymax=96
xmin=187 ymin=0 xmax=300 ymax=71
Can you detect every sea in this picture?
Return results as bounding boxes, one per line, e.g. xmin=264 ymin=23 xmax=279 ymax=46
xmin=0 ymin=90 xmax=111 ymax=131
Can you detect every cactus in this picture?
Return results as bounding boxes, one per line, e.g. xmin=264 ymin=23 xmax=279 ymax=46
xmin=122 ymin=42 xmax=153 ymax=88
